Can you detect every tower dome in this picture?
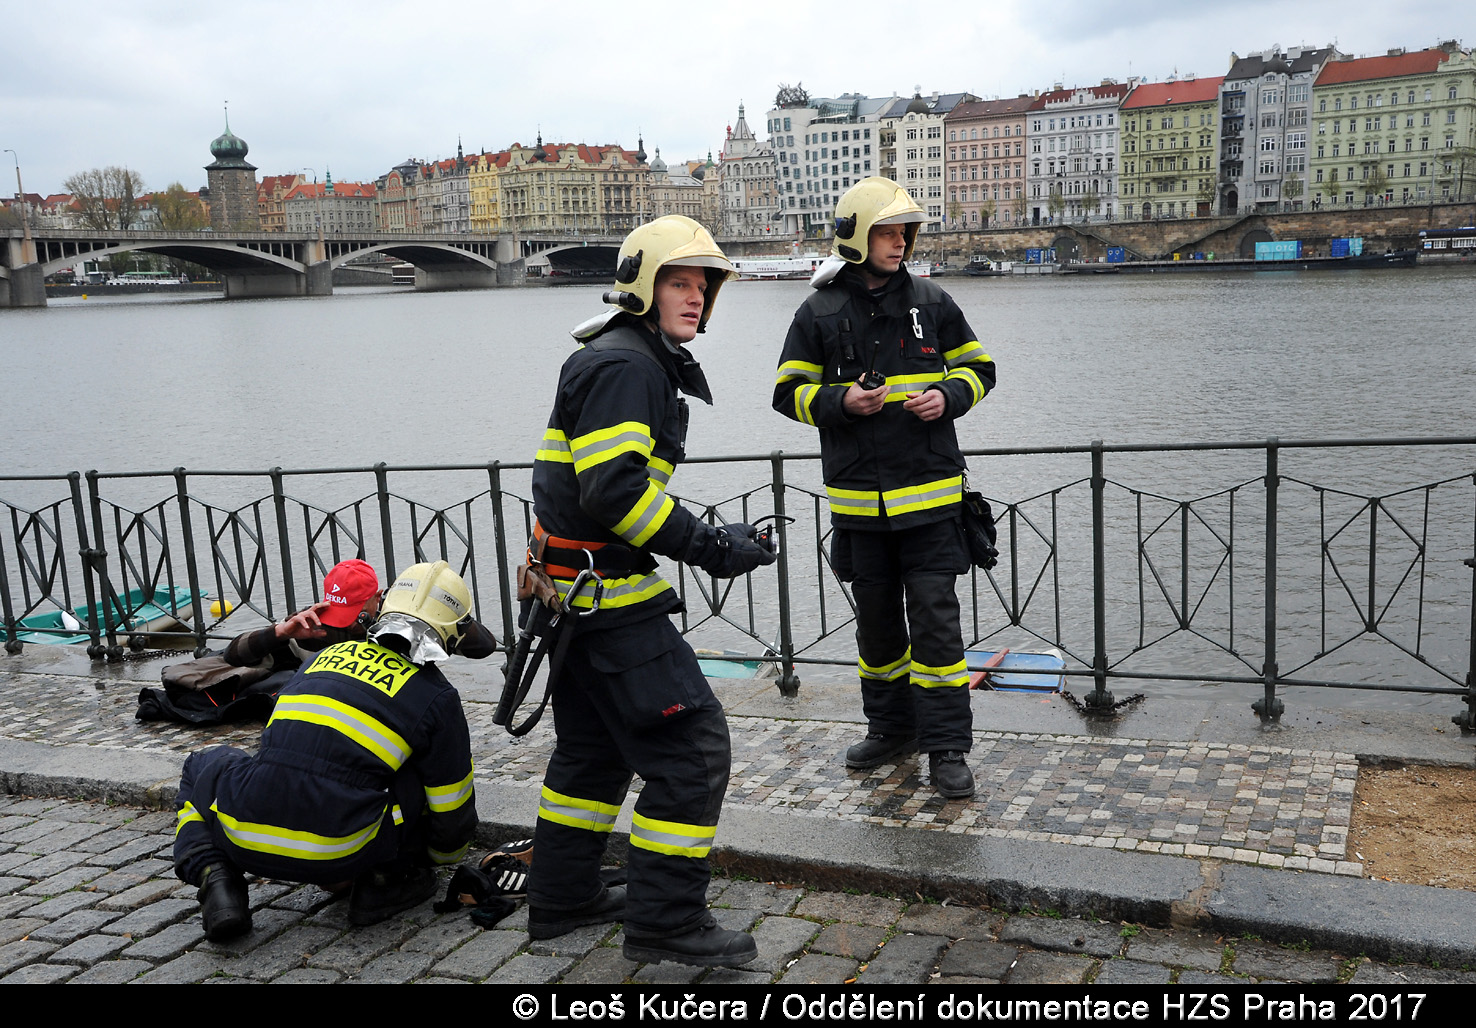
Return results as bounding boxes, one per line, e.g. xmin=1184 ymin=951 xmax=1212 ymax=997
xmin=650 ymin=147 xmax=667 ymax=173
xmin=206 ymin=113 xmax=256 ymax=171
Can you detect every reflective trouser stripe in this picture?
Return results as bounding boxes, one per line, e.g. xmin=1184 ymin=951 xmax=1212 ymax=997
xmin=538 ymin=786 xmax=621 ymax=833
xmin=425 ymin=769 xmax=475 ymax=813
xmin=554 ymin=571 xmax=671 ymax=610
xmin=175 ymin=801 xmax=205 ymax=836
xmin=911 ymin=657 xmax=970 ymax=689
xmin=429 ymin=842 xmax=469 ymax=865
xmin=859 ymin=647 xmax=911 ymax=682
xmin=612 ymin=481 xmax=674 ymax=546
xmin=268 ymin=694 xmax=411 ymax=771
xmin=571 ymin=421 xmax=655 ymax=473
xmin=535 ymin=427 xmax=573 ymax=463
xmin=629 ymin=811 xmax=716 ymax=858
xmin=210 ymin=803 xmax=383 ymax=861
xmin=945 ymin=366 xmax=987 ymax=406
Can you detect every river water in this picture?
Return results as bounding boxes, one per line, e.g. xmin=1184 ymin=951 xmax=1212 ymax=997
xmin=2 ymin=267 xmax=1474 ymax=710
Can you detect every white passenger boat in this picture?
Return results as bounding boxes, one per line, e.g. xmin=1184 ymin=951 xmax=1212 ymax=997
xmin=731 ymin=254 xmax=827 ymax=280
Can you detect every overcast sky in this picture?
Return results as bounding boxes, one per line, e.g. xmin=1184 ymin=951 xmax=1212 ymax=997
xmin=2 ymin=0 xmax=1469 ymax=195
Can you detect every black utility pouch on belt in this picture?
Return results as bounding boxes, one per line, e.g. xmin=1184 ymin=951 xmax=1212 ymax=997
xmin=960 ymin=481 xmax=999 ymax=571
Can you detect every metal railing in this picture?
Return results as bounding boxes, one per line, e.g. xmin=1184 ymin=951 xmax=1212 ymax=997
xmin=3 ymin=436 xmax=1473 ymax=727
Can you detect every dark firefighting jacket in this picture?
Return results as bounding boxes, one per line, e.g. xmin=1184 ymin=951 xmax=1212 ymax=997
xmin=203 ymin=639 xmax=476 ymax=878
xmin=530 ymin=321 xmax=715 ymax=626
xmin=774 ymin=267 xmax=995 ymax=530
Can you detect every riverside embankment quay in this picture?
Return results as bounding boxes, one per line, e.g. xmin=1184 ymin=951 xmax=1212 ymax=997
xmin=2 ymin=645 xmax=1475 ymax=985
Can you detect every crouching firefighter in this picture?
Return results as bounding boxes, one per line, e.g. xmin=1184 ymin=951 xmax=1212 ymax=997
xmin=173 ymin=561 xmax=496 ymax=940
xmin=512 ymin=215 xmax=777 ymax=968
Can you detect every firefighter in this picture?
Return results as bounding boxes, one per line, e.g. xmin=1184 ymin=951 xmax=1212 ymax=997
xmin=173 ymin=561 xmax=490 ymax=939
xmin=773 ymin=178 xmax=997 ymax=799
xmin=523 ymin=215 xmax=775 ymax=968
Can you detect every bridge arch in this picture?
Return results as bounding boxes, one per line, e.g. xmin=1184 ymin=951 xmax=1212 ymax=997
xmin=325 ymin=241 xmax=498 ymax=271
xmin=39 ymin=239 xmax=306 ymax=280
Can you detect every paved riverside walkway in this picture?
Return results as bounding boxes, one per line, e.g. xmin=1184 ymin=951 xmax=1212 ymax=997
xmin=2 ymin=644 xmax=1475 ymax=983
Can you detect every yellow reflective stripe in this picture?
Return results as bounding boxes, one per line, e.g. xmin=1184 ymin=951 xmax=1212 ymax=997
xmin=859 ymin=647 xmax=911 ymax=682
xmin=944 ymin=340 xmax=989 ymax=364
xmin=882 ymin=372 xmax=946 ymax=403
xmin=945 ymin=366 xmax=986 ymax=406
xmin=391 ymin=804 xmax=404 ymax=825
xmin=826 ymin=484 xmax=881 ymax=517
xmin=425 ymin=769 xmax=475 ymax=813
xmin=555 ymin=572 xmax=671 ymax=610
xmin=429 ymin=842 xmax=469 ymax=865
xmin=777 ymin=359 xmax=823 ymax=384
xmin=794 ymin=383 xmax=821 ymax=426
xmin=211 ymin=802 xmax=382 ymax=861
xmin=648 ymin=457 xmax=675 ymax=488
xmin=912 ymin=657 xmax=969 ymax=688
xmin=611 ymin=481 xmax=674 ymax=546
xmin=175 ymin=802 xmax=204 ymax=837
xmin=570 ymin=421 xmax=654 ymax=473
xmin=269 ymin=693 xmax=411 ymax=771
xmin=630 ymin=811 xmax=716 ymax=858
xmin=538 ymin=786 xmax=621 ymax=833
xmin=883 ymin=475 xmax=963 ymax=517
xmin=535 ymin=427 xmax=573 ymax=463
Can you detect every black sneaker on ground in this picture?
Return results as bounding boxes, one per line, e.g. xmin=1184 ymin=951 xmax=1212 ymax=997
xmin=623 ymin=916 xmax=758 ymax=967
xmin=928 ymin=750 xmax=976 ymax=799
xmin=844 ymin=732 xmax=917 ymax=769
xmin=527 ymin=884 xmax=627 ymax=941
xmin=198 ymin=864 xmax=251 ymax=941
xmin=348 ymin=865 xmax=437 ymax=926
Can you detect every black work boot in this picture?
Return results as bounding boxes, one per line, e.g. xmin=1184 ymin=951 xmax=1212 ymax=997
xmin=527 ymin=885 xmax=627 ymax=940
xmin=197 ymin=864 xmax=251 ymax=941
xmin=845 ymin=732 xmax=917 ymax=769
xmin=348 ymin=865 xmax=436 ymax=926
xmin=928 ymin=751 xmax=976 ymax=799
xmin=624 ymin=915 xmax=758 ymax=967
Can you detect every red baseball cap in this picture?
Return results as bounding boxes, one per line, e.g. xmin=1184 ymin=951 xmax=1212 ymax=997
xmin=320 ymin=559 xmax=380 ymax=629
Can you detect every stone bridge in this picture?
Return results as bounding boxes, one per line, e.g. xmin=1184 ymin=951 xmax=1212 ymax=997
xmin=901 ymin=201 xmax=1476 ymax=264
xmin=0 ymin=229 xmax=628 ymax=307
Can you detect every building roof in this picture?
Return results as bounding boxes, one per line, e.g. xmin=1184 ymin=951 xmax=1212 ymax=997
xmin=1030 ymin=82 xmax=1131 ymax=109
xmin=1316 ymin=48 xmax=1451 ymax=86
xmin=1226 ymin=46 xmax=1338 ymax=82
xmin=880 ymin=91 xmax=978 ymax=119
xmin=947 ymin=95 xmax=1036 ymax=120
xmin=284 ymin=181 xmax=375 ymax=200
xmin=1123 ymin=75 xmax=1225 ymax=109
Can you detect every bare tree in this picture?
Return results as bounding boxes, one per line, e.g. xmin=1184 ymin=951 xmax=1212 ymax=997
xmin=980 ymin=197 xmax=998 ymax=228
xmin=1011 ymin=192 xmax=1026 ymax=223
xmin=1364 ymin=168 xmax=1389 ymax=203
xmin=1046 ymin=189 xmax=1065 ymax=221
xmin=64 ymin=166 xmax=146 ymax=230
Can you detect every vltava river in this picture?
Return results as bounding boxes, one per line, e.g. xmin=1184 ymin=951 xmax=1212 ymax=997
xmin=2 ymin=267 xmax=1473 ymax=710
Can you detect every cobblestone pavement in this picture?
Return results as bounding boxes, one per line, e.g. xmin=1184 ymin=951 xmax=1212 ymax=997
xmin=2 ymin=794 xmax=1467 ymax=986
xmin=6 ymin=675 xmax=1362 ymax=875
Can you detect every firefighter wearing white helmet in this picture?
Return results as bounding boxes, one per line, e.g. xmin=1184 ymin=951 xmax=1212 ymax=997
xmin=774 ymin=176 xmax=997 ymax=801
xmin=524 ymin=216 xmax=775 ymax=968
xmin=172 ymin=559 xmax=496 ymax=941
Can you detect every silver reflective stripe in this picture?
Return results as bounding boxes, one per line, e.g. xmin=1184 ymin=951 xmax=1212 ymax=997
xmin=540 ymin=795 xmax=619 ymax=830
xmin=572 ymin=429 xmax=652 ymax=466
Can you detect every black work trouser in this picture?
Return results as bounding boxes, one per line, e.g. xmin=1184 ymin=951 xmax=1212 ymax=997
xmin=833 ymin=516 xmax=974 ymax=753
xmin=172 ymin=745 xmax=427 ymax=887
xmin=526 ymin=615 xmax=730 ymax=938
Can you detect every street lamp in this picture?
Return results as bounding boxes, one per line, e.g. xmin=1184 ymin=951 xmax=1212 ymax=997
xmin=3 ymin=148 xmax=35 ymax=263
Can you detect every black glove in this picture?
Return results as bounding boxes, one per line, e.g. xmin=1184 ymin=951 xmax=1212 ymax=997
xmin=681 ymin=523 xmax=778 ymax=579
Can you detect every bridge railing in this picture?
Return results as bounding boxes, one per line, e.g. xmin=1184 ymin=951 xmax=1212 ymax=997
xmin=2 ymin=436 xmax=1473 ymax=726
